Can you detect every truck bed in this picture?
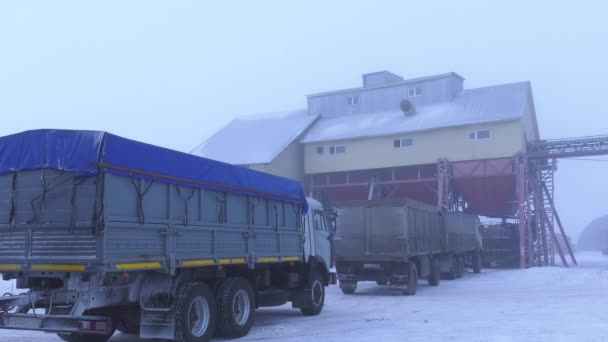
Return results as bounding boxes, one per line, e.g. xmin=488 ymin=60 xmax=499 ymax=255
xmin=333 ymin=199 xmax=444 ymax=262
xmin=0 ymin=130 xmax=307 ymax=274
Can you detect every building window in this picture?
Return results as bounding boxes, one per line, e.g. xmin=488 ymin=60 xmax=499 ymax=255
xmin=394 ymin=138 xmax=414 ymax=148
xmin=346 ymin=95 xmax=360 ymax=106
xmin=329 ymin=145 xmax=346 ymax=154
xmin=408 ymin=86 xmax=422 ymax=97
xmin=468 ymin=129 xmax=491 ymax=140
xmin=316 ymin=146 xmax=324 ymax=154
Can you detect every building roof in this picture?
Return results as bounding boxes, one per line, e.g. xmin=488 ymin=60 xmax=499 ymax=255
xmin=307 ymin=72 xmax=464 ymax=98
xmin=300 ymin=81 xmax=531 ymax=144
xmin=192 ymin=109 xmax=318 ymax=165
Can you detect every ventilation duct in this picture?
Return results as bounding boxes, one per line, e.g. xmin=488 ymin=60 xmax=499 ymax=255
xmin=400 ymin=99 xmax=416 ymax=116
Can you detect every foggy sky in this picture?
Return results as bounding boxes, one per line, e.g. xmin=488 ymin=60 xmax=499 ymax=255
xmin=1 ymin=1 xmax=607 ymax=240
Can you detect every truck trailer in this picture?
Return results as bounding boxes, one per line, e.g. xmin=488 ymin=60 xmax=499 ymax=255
xmin=0 ymin=129 xmax=336 ymax=342
xmin=333 ymin=199 xmax=481 ymax=295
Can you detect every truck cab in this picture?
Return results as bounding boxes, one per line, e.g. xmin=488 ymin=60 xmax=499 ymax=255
xmin=304 ymin=197 xmax=334 ymax=271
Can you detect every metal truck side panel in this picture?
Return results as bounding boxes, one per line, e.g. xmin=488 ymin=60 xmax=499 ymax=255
xmin=0 ymin=170 xmax=304 ymax=272
xmin=444 ymin=211 xmax=481 ymax=253
xmin=334 ymin=199 xmax=444 ymax=261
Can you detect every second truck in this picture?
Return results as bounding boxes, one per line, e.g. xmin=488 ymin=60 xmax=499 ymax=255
xmin=333 ymin=199 xmax=482 ymax=295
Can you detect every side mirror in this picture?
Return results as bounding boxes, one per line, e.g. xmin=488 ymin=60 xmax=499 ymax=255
xmin=329 ymin=210 xmax=338 ymax=235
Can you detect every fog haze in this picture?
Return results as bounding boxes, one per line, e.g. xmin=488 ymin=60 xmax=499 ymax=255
xmin=1 ymin=1 xmax=607 ymax=239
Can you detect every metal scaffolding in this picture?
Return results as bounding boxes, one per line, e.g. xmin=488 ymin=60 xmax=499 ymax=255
xmin=518 ymin=134 xmax=608 ymax=268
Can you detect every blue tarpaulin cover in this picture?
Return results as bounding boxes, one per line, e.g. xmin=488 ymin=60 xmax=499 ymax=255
xmin=0 ymin=129 xmax=308 ymax=210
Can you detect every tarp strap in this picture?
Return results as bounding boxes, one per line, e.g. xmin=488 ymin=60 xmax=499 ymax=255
xmin=130 ymin=176 xmax=154 ymax=224
xmin=215 ymin=193 xmax=228 ymax=224
xmin=27 ymin=169 xmax=74 ymax=224
xmin=273 ymin=202 xmax=279 ymax=229
xmin=39 ymin=169 xmax=49 ymax=213
xmin=249 ymin=197 xmax=260 ymax=225
xmin=91 ymin=172 xmax=105 ymax=235
xmin=292 ymin=204 xmax=301 ymax=229
xmin=7 ymin=172 xmax=17 ymax=227
xmin=69 ymin=179 xmax=79 ymax=232
xmin=176 ymin=185 xmax=195 ymax=225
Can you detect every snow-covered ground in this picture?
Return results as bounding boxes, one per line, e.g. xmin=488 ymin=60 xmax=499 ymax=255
xmin=1 ymin=252 xmax=607 ymax=342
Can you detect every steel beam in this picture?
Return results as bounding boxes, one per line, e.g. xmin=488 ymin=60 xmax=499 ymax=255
xmin=541 ymin=182 xmax=578 ymax=265
xmin=516 ymin=155 xmax=528 ymax=268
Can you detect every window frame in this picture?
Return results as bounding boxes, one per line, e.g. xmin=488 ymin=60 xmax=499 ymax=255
xmin=408 ymin=86 xmax=422 ymax=97
xmin=345 ymin=94 xmax=360 ymax=106
xmin=394 ymin=137 xmax=414 ymax=148
xmin=468 ymin=129 xmax=491 ymax=141
xmin=328 ymin=145 xmax=346 ymax=155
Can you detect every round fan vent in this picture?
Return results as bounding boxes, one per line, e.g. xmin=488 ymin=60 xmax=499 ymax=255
xmin=400 ymin=99 xmax=416 ymax=116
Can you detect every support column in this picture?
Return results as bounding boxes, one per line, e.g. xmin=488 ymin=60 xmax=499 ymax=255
xmin=437 ymin=159 xmax=452 ymax=211
xmin=516 ymin=155 xmax=528 ymax=268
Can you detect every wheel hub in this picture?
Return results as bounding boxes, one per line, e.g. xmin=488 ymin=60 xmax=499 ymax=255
xmin=233 ymin=289 xmax=251 ymax=326
xmin=188 ymin=296 xmax=210 ymax=337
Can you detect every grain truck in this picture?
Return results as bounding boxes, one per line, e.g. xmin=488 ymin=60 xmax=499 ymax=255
xmin=0 ymin=129 xmax=336 ymax=342
xmin=333 ymin=199 xmax=481 ymax=295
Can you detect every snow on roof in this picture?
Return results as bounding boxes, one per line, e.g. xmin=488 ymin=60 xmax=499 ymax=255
xmin=307 ymin=72 xmax=464 ymax=98
xmin=192 ymin=109 xmax=318 ymax=165
xmin=300 ymin=82 xmax=531 ymax=143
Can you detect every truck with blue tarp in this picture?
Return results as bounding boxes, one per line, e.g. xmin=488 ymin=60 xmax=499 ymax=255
xmin=0 ymin=129 xmax=336 ymax=342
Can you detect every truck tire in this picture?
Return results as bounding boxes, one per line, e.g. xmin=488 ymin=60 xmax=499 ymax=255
xmin=473 ymin=251 xmax=482 ymax=274
xmin=340 ymin=281 xmax=357 ymax=294
xmin=300 ymin=271 xmax=325 ymax=316
xmin=456 ymin=257 xmax=464 ymax=279
xmin=215 ymin=277 xmax=255 ymax=338
xmin=117 ymin=321 xmax=139 ymax=334
xmin=403 ymin=263 xmax=417 ymax=295
xmin=175 ymin=282 xmax=216 ymax=342
xmin=427 ymin=257 xmax=440 ymax=286
xmin=444 ymin=258 xmax=457 ymax=280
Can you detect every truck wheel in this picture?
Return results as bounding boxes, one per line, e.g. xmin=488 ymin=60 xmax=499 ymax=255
xmin=473 ymin=251 xmax=482 ymax=274
xmin=215 ymin=277 xmax=255 ymax=338
xmin=404 ymin=263 xmax=417 ymax=295
xmin=427 ymin=257 xmax=440 ymax=286
xmin=340 ymin=281 xmax=357 ymax=294
xmin=117 ymin=321 xmax=139 ymax=334
xmin=456 ymin=257 xmax=464 ymax=279
xmin=300 ymin=271 xmax=325 ymax=316
xmin=175 ymin=282 xmax=216 ymax=342
xmin=444 ymin=258 xmax=457 ymax=280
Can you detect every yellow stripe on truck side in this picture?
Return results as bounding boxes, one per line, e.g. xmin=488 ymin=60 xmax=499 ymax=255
xmin=0 ymin=264 xmax=21 ymax=270
xmin=257 ymin=257 xmax=279 ymax=263
xmin=31 ymin=264 xmax=86 ymax=271
xmin=218 ymin=258 xmax=248 ymax=265
xmin=115 ymin=262 xmax=161 ymax=270
xmin=182 ymin=258 xmax=247 ymax=266
xmin=182 ymin=259 xmax=215 ymax=266
xmin=281 ymin=256 xmax=300 ymax=262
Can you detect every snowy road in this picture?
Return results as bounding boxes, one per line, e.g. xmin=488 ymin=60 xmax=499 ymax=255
xmin=1 ymin=252 xmax=607 ymax=342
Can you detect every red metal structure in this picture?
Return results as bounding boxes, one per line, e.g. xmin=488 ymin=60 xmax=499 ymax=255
xmin=310 ymin=134 xmax=608 ymax=268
